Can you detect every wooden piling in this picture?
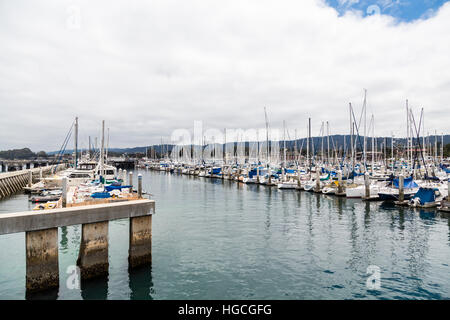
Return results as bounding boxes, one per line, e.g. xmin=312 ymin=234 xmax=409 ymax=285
xmin=62 ymin=177 xmax=67 ymax=208
xmin=138 ymin=174 xmax=142 ymax=198
xmin=399 ymin=174 xmax=404 ymax=202
xmin=129 ymin=171 xmax=133 ymax=192
xmin=28 ymin=170 xmax=32 ymax=188
xmin=364 ymin=172 xmax=370 ymax=199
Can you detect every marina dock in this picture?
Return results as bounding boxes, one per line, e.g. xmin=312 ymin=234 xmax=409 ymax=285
xmin=0 ymin=165 xmax=66 ymax=200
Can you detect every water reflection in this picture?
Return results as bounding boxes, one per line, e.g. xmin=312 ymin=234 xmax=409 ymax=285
xmin=337 ymin=197 xmax=343 ymax=218
xmin=80 ymin=276 xmax=108 ymax=300
xmin=26 ymin=287 xmax=58 ymax=300
xmin=60 ymin=226 xmax=68 ymax=252
xmin=129 ymin=265 xmax=154 ymax=300
xmin=2 ymin=169 xmax=450 ymax=300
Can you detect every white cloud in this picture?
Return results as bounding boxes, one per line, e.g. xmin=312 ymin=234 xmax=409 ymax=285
xmin=0 ymin=0 xmax=449 ymax=151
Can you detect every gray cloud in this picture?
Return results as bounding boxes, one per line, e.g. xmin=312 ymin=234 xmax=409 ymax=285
xmin=0 ymin=0 xmax=449 ymax=151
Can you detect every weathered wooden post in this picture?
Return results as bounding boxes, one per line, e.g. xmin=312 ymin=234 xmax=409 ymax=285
xmin=28 ymin=170 xmax=32 ymax=188
xmin=129 ymin=172 xmax=133 ymax=193
xmin=39 ymin=168 xmax=43 ymax=180
xmin=256 ymin=166 xmax=260 ymax=184
xmin=138 ymin=174 xmax=142 ymax=198
xmin=364 ymin=172 xmax=370 ymax=199
xmin=337 ymin=170 xmax=343 ymax=195
xmin=123 ymin=169 xmax=127 ymax=185
xmin=314 ymin=169 xmax=320 ymax=192
xmin=26 ymin=228 xmax=59 ymax=292
xmin=62 ymin=177 xmax=67 ymax=208
xmin=399 ymin=174 xmax=405 ymax=202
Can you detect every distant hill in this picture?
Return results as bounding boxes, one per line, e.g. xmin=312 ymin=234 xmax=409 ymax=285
xmin=0 ymin=148 xmax=47 ymax=160
xmin=48 ymin=134 xmax=450 ymax=156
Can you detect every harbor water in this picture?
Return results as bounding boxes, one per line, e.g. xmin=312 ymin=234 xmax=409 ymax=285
xmin=0 ymin=169 xmax=449 ymax=300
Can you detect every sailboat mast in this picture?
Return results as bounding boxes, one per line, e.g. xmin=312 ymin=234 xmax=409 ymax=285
xmin=264 ymin=107 xmax=269 ymax=166
xmin=371 ymin=114 xmax=374 ymax=173
xmin=363 ymin=89 xmax=367 ymax=170
xmin=283 ymin=120 xmax=286 ymax=169
xmin=349 ymin=103 xmax=353 ymax=172
xmin=106 ymin=127 xmax=110 ymax=163
xmin=308 ymin=118 xmax=311 ymax=171
xmin=74 ymin=116 xmax=78 ymax=168
xmin=100 ymin=120 xmax=105 ymax=179
xmin=326 ymin=121 xmax=330 ymax=166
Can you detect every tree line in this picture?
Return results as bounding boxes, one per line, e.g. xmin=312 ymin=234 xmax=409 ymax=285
xmin=0 ymin=148 xmax=47 ymax=160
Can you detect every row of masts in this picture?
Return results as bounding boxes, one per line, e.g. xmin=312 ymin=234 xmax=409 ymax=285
xmin=146 ymin=94 xmax=445 ymax=173
xmin=72 ymin=118 xmax=110 ymax=178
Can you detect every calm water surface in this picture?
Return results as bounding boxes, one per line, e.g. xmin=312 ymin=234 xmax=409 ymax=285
xmin=0 ymin=169 xmax=449 ymax=300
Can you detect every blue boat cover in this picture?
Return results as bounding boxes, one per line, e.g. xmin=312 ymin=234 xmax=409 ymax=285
xmin=91 ymin=192 xmax=111 ymax=199
xmin=209 ymin=168 xmax=222 ymax=174
xmin=413 ymin=188 xmax=436 ymax=205
xmin=392 ymin=177 xmax=418 ymax=189
xmin=105 ymin=185 xmax=132 ymax=192
xmin=348 ymin=171 xmax=364 ymax=179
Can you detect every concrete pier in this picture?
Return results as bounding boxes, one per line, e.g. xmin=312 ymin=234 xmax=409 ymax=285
xmin=77 ymin=221 xmax=109 ymax=279
xmin=0 ymin=199 xmax=155 ymax=293
xmin=26 ymin=228 xmax=59 ymax=292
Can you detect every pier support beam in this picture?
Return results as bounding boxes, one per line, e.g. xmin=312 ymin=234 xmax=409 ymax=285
xmin=129 ymin=215 xmax=152 ymax=269
xmin=77 ymin=222 xmax=109 ymax=280
xmin=26 ymin=228 xmax=59 ymax=292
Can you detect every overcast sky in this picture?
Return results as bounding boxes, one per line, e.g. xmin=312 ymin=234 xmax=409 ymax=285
xmin=0 ymin=0 xmax=449 ymax=152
